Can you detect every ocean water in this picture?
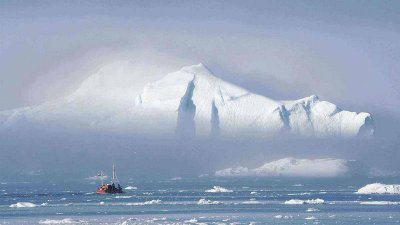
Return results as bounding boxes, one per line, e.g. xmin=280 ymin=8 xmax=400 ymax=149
xmin=1 ymin=177 xmax=399 ymax=224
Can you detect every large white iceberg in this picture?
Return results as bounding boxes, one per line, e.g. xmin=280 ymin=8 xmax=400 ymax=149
xmin=0 ymin=63 xmax=373 ymax=139
xmin=216 ymin=157 xmax=350 ymax=177
xmin=356 ymin=183 xmax=400 ymax=194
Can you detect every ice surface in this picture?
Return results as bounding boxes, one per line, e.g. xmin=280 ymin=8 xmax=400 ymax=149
xmin=38 ymin=218 xmax=85 ymax=224
xmin=197 ymin=198 xmax=222 ymax=205
xmin=125 ymin=199 xmax=162 ymax=206
xmin=216 ymin=157 xmax=349 ymax=177
xmin=284 ymin=199 xmax=324 ymax=204
xmin=124 ymin=186 xmax=137 ymax=190
xmin=357 ymin=183 xmax=400 ymax=194
xmin=0 ymin=63 xmax=373 ymax=139
xmin=9 ymin=202 xmax=37 ymax=208
xmin=359 ymin=201 xmax=400 ymax=205
xmin=205 ymin=186 xmax=233 ymax=193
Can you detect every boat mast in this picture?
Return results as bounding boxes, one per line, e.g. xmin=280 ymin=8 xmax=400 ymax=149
xmin=112 ymin=161 xmax=115 ymax=184
xmin=99 ymin=171 xmax=104 ymax=186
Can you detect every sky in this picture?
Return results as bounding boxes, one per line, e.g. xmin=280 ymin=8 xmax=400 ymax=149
xmin=1 ymin=0 xmax=400 ymax=179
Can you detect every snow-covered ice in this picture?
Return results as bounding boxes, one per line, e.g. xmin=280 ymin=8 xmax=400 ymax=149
xmin=197 ymin=198 xmax=222 ymax=205
xmin=0 ymin=63 xmax=373 ymax=139
xmin=357 ymin=183 xmax=400 ymax=194
xmin=124 ymin=186 xmax=137 ymax=190
xmin=38 ymin=218 xmax=85 ymax=224
xmin=126 ymin=199 xmax=162 ymax=206
xmin=9 ymin=202 xmax=37 ymax=208
xmin=216 ymin=157 xmax=349 ymax=177
xmin=205 ymin=186 xmax=233 ymax=193
xmin=284 ymin=198 xmax=325 ymax=204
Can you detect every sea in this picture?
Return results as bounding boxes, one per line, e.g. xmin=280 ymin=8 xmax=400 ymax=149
xmin=1 ymin=177 xmax=399 ymax=224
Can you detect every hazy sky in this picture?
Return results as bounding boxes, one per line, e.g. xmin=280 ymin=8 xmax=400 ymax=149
xmin=1 ymin=0 xmax=400 ymax=119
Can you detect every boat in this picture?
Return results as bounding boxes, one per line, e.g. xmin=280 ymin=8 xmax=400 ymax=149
xmin=96 ymin=162 xmax=124 ymax=194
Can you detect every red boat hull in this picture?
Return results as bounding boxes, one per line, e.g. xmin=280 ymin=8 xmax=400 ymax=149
xmin=96 ymin=189 xmax=107 ymax=194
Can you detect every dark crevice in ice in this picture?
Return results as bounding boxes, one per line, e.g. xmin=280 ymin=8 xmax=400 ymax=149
xmin=175 ymin=79 xmax=196 ymax=138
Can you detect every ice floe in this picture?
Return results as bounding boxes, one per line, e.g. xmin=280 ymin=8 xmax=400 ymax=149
xmin=357 ymin=183 xmax=400 ymax=194
xmin=9 ymin=202 xmax=37 ymax=208
xmin=126 ymin=199 xmax=162 ymax=205
xmin=284 ymin=198 xmax=325 ymax=204
xmin=124 ymin=186 xmax=137 ymax=190
xmin=205 ymin=186 xmax=233 ymax=193
xmin=38 ymin=218 xmax=86 ymax=224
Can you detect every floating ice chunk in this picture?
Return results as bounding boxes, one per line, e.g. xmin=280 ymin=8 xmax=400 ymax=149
xmin=284 ymin=199 xmax=324 ymax=204
xmin=216 ymin=158 xmax=350 ymax=177
xmin=205 ymin=186 xmax=233 ymax=193
xmin=197 ymin=198 xmax=222 ymax=205
xmin=242 ymin=200 xmax=262 ymax=204
xmin=124 ymin=186 xmax=137 ymax=190
xmin=306 ymin=208 xmax=320 ymax=212
xmin=184 ymin=218 xmax=198 ymax=223
xmin=9 ymin=202 xmax=37 ymax=208
xmin=115 ymin=195 xmax=132 ymax=199
xmin=360 ymin=201 xmax=400 ymax=205
xmin=357 ymin=183 xmax=400 ymax=194
xmin=38 ymin=218 xmax=86 ymax=224
xmin=304 ymin=216 xmax=317 ymax=220
xmin=126 ymin=199 xmax=162 ymax=206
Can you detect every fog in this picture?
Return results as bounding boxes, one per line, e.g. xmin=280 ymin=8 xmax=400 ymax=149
xmin=1 ymin=1 xmax=400 ymax=181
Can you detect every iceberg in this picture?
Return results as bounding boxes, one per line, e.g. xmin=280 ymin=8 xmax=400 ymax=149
xmin=9 ymin=202 xmax=37 ymax=208
xmin=356 ymin=183 xmax=400 ymax=194
xmin=216 ymin=157 xmax=349 ymax=177
xmin=126 ymin=199 xmax=162 ymax=206
xmin=197 ymin=198 xmax=222 ymax=205
xmin=284 ymin=199 xmax=324 ymax=204
xmin=38 ymin=218 xmax=86 ymax=224
xmin=0 ymin=63 xmax=373 ymax=139
xmin=205 ymin=186 xmax=233 ymax=193
xmin=124 ymin=186 xmax=137 ymax=190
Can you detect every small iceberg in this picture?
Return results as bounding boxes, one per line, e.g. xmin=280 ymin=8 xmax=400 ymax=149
xmin=305 ymin=216 xmax=317 ymax=220
xmin=357 ymin=183 xmax=400 ymax=194
xmin=360 ymin=201 xmax=400 ymax=205
xmin=39 ymin=218 xmax=86 ymax=224
xmin=205 ymin=186 xmax=233 ymax=193
xmin=9 ymin=202 xmax=37 ymax=208
xmin=126 ymin=199 xmax=162 ymax=206
xmin=197 ymin=198 xmax=222 ymax=205
xmin=284 ymin=198 xmax=324 ymax=204
xmin=124 ymin=186 xmax=137 ymax=190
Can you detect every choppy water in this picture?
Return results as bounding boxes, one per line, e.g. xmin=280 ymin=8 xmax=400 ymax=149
xmin=1 ymin=177 xmax=400 ymax=224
